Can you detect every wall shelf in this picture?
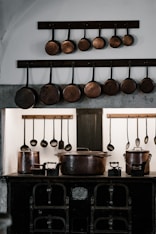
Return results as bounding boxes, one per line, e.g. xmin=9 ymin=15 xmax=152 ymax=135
xmin=22 ymin=115 xmax=73 ymax=119
xmin=107 ymin=114 xmax=156 ymax=118
xmin=37 ymin=20 xmax=139 ymax=29
xmin=17 ymin=59 xmax=156 ymax=68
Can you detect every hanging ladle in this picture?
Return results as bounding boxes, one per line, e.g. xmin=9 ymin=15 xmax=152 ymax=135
xmin=65 ymin=119 xmax=72 ymax=151
xmin=50 ymin=119 xmax=58 ymax=147
xmin=144 ymin=118 xmax=149 ymax=144
xmin=20 ymin=118 xmax=30 ymax=151
xmin=154 ymin=118 xmax=156 ymax=145
xmin=135 ymin=118 xmax=140 ymax=147
xmin=126 ymin=118 xmax=130 ymax=150
xmin=30 ymin=118 xmax=37 ymax=147
xmin=107 ymin=118 xmax=114 ymax=151
xmin=58 ymin=118 xmax=64 ymax=149
xmin=40 ymin=118 xmax=48 ymax=148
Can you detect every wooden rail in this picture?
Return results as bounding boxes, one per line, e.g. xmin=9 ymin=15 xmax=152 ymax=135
xmin=22 ymin=115 xmax=73 ymax=119
xmin=107 ymin=114 xmax=156 ymax=118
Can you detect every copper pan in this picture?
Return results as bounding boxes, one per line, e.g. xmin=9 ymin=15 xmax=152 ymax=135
xmin=45 ymin=28 xmax=61 ymax=55
xmin=61 ymin=28 xmax=76 ymax=54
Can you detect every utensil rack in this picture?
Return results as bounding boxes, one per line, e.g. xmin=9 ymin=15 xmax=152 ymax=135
xmin=37 ymin=20 xmax=139 ymax=29
xmin=22 ymin=115 xmax=73 ymax=119
xmin=107 ymin=114 xmax=156 ymax=118
xmin=17 ymin=59 xmax=156 ymax=68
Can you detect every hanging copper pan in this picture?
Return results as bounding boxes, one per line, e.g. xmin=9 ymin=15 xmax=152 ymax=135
xmin=120 ymin=63 xmax=137 ymax=94
xmin=84 ymin=65 xmax=102 ymax=98
xmin=63 ymin=65 xmax=81 ymax=102
xmin=109 ymin=26 xmax=122 ymax=48
xmin=61 ymin=28 xmax=76 ymax=54
xmin=15 ymin=66 xmax=38 ymax=109
xmin=92 ymin=27 xmax=106 ymax=49
xmin=122 ymin=27 xmax=134 ymax=46
xmin=139 ymin=65 xmax=155 ymax=93
xmin=45 ymin=28 xmax=61 ymax=55
xmin=78 ymin=28 xmax=91 ymax=51
xmin=103 ymin=65 xmax=120 ymax=95
xmin=39 ymin=64 xmax=60 ymax=105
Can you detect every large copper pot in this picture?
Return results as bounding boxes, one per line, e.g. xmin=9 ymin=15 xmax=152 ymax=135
xmin=18 ymin=151 xmax=40 ymax=174
xmin=56 ymin=151 xmax=109 ymax=175
xmin=123 ymin=149 xmax=151 ymax=175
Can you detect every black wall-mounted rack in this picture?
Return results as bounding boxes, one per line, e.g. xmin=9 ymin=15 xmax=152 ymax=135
xmin=37 ymin=21 xmax=139 ymax=29
xmin=17 ymin=59 xmax=156 ymax=68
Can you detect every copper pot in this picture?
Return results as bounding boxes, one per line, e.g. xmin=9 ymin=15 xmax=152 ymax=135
xmin=56 ymin=151 xmax=109 ymax=175
xmin=123 ymin=149 xmax=151 ymax=175
xmin=18 ymin=151 xmax=40 ymax=174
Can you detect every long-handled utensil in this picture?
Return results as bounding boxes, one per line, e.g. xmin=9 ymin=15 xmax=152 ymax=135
xmin=30 ymin=118 xmax=37 ymax=147
xmin=58 ymin=118 xmax=64 ymax=149
xmin=20 ymin=118 xmax=30 ymax=151
xmin=144 ymin=118 xmax=149 ymax=144
xmin=40 ymin=118 xmax=48 ymax=148
xmin=65 ymin=119 xmax=72 ymax=151
xmin=107 ymin=118 xmax=114 ymax=151
xmin=126 ymin=118 xmax=130 ymax=149
xmin=135 ymin=118 xmax=140 ymax=147
xmin=50 ymin=119 xmax=58 ymax=147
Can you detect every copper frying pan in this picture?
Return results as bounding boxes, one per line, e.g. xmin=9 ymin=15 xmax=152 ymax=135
xmin=63 ymin=65 xmax=81 ymax=102
xmin=139 ymin=65 xmax=155 ymax=93
xmin=92 ymin=27 xmax=106 ymax=49
xmin=61 ymin=28 xmax=76 ymax=54
xmin=15 ymin=66 xmax=38 ymax=109
xmin=45 ymin=28 xmax=61 ymax=55
xmin=78 ymin=28 xmax=91 ymax=51
xmin=39 ymin=64 xmax=60 ymax=105
xmin=84 ymin=65 xmax=102 ymax=98
xmin=120 ymin=63 xmax=137 ymax=94
xmin=103 ymin=65 xmax=120 ymax=95
xmin=109 ymin=26 xmax=122 ymax=48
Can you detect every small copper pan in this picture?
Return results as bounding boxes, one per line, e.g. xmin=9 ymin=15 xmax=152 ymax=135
xmin=45 ymin=28 xmax=61 ymax=55
xmin=92 ymin=28 xmax=106 ymax=49
xmin=61 ymin=28 xmax=76 ymax=54
xmin=109 ymin=26 xmax=122 ymax=48
xmin=78 ymin=28 xmax=91 ymax=51
xmin=122 ymin=27 xmax=134 ymax=46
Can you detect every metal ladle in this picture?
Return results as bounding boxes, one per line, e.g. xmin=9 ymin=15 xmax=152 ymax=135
xmin=50 ymin=119 xmax=58 ymax=147
xmin=40 ymin=118 xmax=48 ymax=148
xmin=107 ymin=118 xmax=114 ymax=151
xmin=144 ymin=118 xmax=149 ymax=144
xmin=135 ymin=118 xmax=140 ymax=147
xmin=30 ymin=118 xmax=37 ymax=147
xmin=126 ymin=118 xmax=130 ymax=150
xmin=20 ymin=118 xmax=30 ymax=151
xmin=65 ymin=119 xmax=72 ymax=151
